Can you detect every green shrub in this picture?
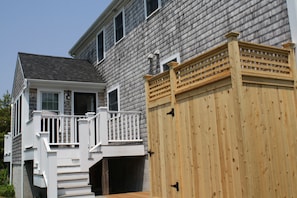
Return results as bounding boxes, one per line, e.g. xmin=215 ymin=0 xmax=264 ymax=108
xmin=0 ymin=185 xmax=15 ymax=197
xmin=0 ymin=169 xmax=15 ymax=197
xmin=0 ymin=169 xmax=8 ymax=185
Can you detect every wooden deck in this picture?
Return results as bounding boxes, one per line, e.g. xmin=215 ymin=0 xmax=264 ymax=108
xmin=97 ymin=192 xmax=149 ymax=198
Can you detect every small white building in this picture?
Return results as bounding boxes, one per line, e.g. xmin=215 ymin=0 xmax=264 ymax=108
xmin=5 ymin=53 xmax=145 ymax=197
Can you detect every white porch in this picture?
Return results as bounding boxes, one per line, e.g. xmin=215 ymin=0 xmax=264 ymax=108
xmin=5 ymin=107 xmax=145 ymax=198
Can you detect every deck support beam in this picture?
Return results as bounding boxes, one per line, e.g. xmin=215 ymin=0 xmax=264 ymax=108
xmin=102 ymin=158 xmax=110 ymax=195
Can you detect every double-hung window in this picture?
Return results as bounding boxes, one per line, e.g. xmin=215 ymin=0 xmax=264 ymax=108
xmin=41 ymin=92 xmax=59 ymax=113
xmin=144 ymin=0 xmax=161 ymax=18
xmin=97 ymin=30 xmax=105 ymax=63
xmin=114 ymin=11 xmax=125 ymax=43
xmin=13 ymin=96 xmax=22 ymax=136
xmin=107 ymin=87 xmax=120 ymax=112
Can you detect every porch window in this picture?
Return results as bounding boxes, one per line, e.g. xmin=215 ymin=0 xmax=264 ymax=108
xmin=108 ymin=88 xmax=119 ymax=111
xmin=42 ymin=92 xmax=59 ymax=113
xmin=97 ymin=30 xmax=105 ymax=63
xmin=114 ymin=11 xmax=125 ymax=43
xmin=144 ymin=0 xmax=161 ymax=18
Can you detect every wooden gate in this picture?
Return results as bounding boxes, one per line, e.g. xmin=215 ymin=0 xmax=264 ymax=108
xmin=145 ymin=32 xmax=297 ymax=198
xmin=147 ymin=103 xmax=179 ymax=198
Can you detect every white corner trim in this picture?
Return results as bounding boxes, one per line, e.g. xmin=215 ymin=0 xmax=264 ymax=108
xmin=286 ymin=0 xmax=297 ymax=43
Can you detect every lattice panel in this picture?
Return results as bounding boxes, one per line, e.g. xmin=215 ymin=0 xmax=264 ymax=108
xmin=175 ymin=46 xmax=230 ymax=91
xmin=239 ymin=42 xmax=291 ymax=77
xmin=148 ymin=71 xmax=171 ymax=101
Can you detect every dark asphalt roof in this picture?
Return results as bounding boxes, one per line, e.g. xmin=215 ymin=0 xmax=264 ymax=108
xmin=18 ymin=52 xmax=104 ymax=83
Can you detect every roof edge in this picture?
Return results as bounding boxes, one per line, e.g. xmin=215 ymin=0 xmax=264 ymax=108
xmin=69 ymin=0 xmax=125 ymax=57
xmin=27 ymin=79 xmax=106 ymax=91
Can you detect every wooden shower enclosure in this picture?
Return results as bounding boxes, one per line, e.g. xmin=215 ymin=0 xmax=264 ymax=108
xmin=144 ymin=32 xmax=297 ymax=198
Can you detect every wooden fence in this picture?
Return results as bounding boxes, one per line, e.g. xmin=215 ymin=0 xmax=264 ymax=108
xmin=144 ymin=32 xmax=297 ymax=198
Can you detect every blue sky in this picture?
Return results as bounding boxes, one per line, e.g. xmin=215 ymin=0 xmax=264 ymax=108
xmin=0 ymin=0 xmax=112 ymax=98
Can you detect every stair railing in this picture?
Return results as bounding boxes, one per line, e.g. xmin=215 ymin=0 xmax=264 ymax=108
xmin=37 ymin=132 xmax=57 ymax=197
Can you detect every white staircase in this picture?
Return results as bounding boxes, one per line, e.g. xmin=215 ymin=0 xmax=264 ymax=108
xmin=55 ymin=147 xmax=102 ymax=198
xmin=57 ymin=167 xmax=94 ymax=198
xmin=33 ymin=146 xmax=104 ymax=198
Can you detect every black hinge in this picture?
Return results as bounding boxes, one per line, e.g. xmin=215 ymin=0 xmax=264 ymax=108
xmin=147 ymin=150 xmax=155 ymax=156
xmin=170 ymin=182 xmax=179 ymax=191
xmin=166 ymin=108 xmax=175 ymax=117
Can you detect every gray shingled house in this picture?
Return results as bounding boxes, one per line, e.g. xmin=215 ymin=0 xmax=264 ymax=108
xmin=4 ymin=0 xmax=297 ymax=197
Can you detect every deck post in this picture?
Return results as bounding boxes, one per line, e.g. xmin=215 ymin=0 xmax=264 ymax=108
xmin=102 ymin=158 xmax=110 ymax=195
xmin=78 ymin=118 xmax=89 ymax=171
xmin=86 ymin=112 xmax=96 ymax=147
xmin=98 ymin=107 xmax=108 ymax=145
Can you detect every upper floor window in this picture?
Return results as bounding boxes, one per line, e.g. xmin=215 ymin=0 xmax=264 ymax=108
xmin=107 ymin=86 xmax=120 ymax=112
xmin=97 ymin=30 xmax=105 ymax=63
xmin=114 ymin=11 xmax=125 ymax=43
xmin=160 ymin=53 xmax=180 ymax=72
xmin=144 ymin=0 xmax=161 ymax=18
xmin=42 ymin=92 xmax=59 ymax=113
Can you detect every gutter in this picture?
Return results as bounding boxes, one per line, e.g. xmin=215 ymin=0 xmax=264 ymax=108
xmin=27 ymin=79 xmax=106 ymax=92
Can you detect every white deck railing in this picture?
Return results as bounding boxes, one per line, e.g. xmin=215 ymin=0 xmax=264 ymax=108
xmin=40 ymin=114 xmax=86 ymax=145
xmin=108 ymin=111 xmax=142 ymax=142
xmin=88 ymin=107 xmax=143 ymax=150
xmin=26 ymin=109 xmax=142 ymax=148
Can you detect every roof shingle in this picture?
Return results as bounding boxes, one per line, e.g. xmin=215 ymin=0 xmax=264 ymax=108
xmin=18 ymin=52 xmax=104 ymax=83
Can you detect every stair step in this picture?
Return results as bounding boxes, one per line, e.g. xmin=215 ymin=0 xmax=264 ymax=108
xmin=58 ymin=171 xmax=89 ymax=180
xmin=57 ymin=164 xmax=81 ymax=173
xmin=58 ymin=192 xmax=95 ymax=198
xmin=58 ymin=185 xmax=93 ymax=196
xmin=58 ymin=177 xmax=89 ymax=187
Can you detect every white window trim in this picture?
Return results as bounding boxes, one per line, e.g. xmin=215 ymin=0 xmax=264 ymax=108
xmin=107 ymin=85 xmax=120 ymax=112
xmin=144 ymin=0 xmax=161 ymax=19
xmin=37 ymin=89 xmax=63 ymax=114
xmin=13 ymin=95 xmax=22 ymax=137
xmin=160 ymin=53 xmax=181 ymax=72
xmin=96 ymin=28 xmax=105 ymax=64
xmin=114 ymin=9 xmax=126 ymax=44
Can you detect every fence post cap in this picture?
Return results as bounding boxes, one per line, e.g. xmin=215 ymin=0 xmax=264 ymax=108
xmin=225 ymin=32 xmax=240 ymax=40
xmin=168 ymin=61 xmax=179 ymax=68
xmin=282 ymin=42 xmax=295 ymax=49
xmin=144 ymin=74 xmax=153 ymax=80
xmin=98 ymin=106 xmax=108 ymax=112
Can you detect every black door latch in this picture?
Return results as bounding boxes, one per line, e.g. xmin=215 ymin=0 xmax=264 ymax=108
xmin=148 ymin=150 xmax=155 ymax=156
xmin=170 ymin=182 xmax=179 ymax=191
xmin=167 ymin=108 xmax=175 ymax=117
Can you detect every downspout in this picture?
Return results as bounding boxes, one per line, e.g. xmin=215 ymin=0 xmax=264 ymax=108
xmin=20 ymin=79 xmax=28 ymax=198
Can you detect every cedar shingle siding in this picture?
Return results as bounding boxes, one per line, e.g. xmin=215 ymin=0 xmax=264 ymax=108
xmin=73 ymin=0 xmax=291 ymax=151
xmin=12 ymin=61 xmax=25 ymax=99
